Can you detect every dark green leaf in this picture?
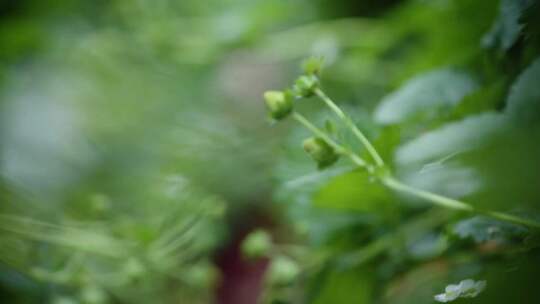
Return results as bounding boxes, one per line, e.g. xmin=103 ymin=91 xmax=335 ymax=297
xmin=311 ymin=268 xmax=373 ymax=304
xmin=395 ymin=113 xmax=506 ymax=166
xmin=482 ymin=0 xmax=534 ymax=51
xmin=505 ymin=56 xmax=540 ymax=125
xmin=313 ymin=170 xmax=393 ymax=213
xmin=453 ymin=216 xmax=528 ymax=243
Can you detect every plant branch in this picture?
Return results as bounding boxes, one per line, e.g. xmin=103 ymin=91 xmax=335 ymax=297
xmin=292 ymin=111 xmax=370 ymax=170
xmin=314 ymin=88 xmax=385 ymax=167
xmin=381 ymin=176 xmax=540 ymax=229
xmin=381 ymin=176 xmax=474 ymax=212
xmin=483 ymin=210 xmax=540 ymax=229
xmin=291 ymin=108 xmax=540 ymax=230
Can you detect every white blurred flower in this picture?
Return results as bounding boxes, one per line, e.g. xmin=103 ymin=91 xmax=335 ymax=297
xmin=434 ymin=279 xmax=486 ymax=302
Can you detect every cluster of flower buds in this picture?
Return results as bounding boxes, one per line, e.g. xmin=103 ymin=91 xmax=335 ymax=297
xmin=263 ymin=57 xmax=340 ymax=169
xmin=262 ymin=56 xmax=324 ymax=121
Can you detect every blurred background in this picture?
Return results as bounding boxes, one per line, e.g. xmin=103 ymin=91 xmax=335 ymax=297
xmin=1 ymin=0 xmax=540 ymax=303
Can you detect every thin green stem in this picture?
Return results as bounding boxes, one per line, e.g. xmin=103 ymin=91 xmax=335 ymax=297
xmin=314 ymin=88 xmax=385 ymax=167
xmin=382 ymin=176 xmax=540 ymax=229
xmin=381 ymin=176 xmax=474 ymax=212
xmin=483 ymin=210 xmax=540 ymax=229
xmin=292 ymin=111 xmax=370 ymax=170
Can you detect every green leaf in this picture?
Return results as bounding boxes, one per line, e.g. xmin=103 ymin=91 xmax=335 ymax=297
xmin=400 ymin=164 xmax=483 ymax=201
xmin=311 ymin=268 xmax=373 ymax=304
xmin=482 ymin=0 xmax=534 ymax=51
xmin=374 ymin=69 xmax=478 ymax=124
xmin=453 ymin=216 xmax=528 ymax=243
xmin=406 ymin=232 xmax=448 ymax=261
xmin=450 ymin=79 xmax=507 ymax=120
xmin=395 ymin=112 xmax=540 ymax=210
xmin=505 ymin=56 xmax=540 ymax=125
xmin=395 ymin=113 xmax=506 ymax=166
xmin=313 ymin=170 xmax=392 ymax=213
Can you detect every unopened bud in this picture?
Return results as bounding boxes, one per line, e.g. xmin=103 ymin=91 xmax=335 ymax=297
xmin=303 ymin=137 xmax=339 ymax=169
xmin=263 ymin=90 xmax=294 ymax=120
xmin=267 ymin=255 xmax=300 ymax=286
xmin=242 ymin=229 xmax=272 ymax=259
xmin=294 ymin=75 xmax=319 ymax=97
xmin=302 ymin=56 xmax=324 ymax=76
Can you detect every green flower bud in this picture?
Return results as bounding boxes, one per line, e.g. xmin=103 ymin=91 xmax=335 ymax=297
xmin=263 ymin=90 xmax=293 ymax=120
xmin=294 ymin=75 xmax=319 ymax=97
xmin=242 ymin=229 xmax=272 ymax=259
xmin=302 ymin=56 xmax=324 ymax=76
xmin=303 ymin=137 xmax=339 ymax=169
xmin=267 ymin=255 xmax=300 ymax=286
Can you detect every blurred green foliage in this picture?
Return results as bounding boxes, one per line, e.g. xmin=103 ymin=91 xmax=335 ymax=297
xmin=1 ymin=0 xmax=540 ymax=303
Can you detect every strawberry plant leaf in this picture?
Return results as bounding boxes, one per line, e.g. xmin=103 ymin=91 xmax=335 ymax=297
xmin=311 ymin=268 xmax=373 ymax=304
xmin=313 ymin=170 xmax=393 ymax=214
xmin=453 ymin=216 xmax=528 ymax=243
xmin=505 ymin=56 xmax=540 ymax=125
xmin=374 ymin=69 xmax=478 ymax=125
xmin=482 ymin=0 xmax=534 ymax=51
xmin=395 ymin=113 xmax=506 ymax=166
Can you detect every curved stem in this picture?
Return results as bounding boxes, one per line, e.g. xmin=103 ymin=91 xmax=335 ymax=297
xmin=314 ymin=88 xmax=385 ymax=167
xmin=292 ymin=111 xmax=370 ymax=170
xmin=381 ymin=176 xmax=540 ymax=229
xmin=482 ymin=210 xmax=540 ymax=229
xmin=381 ymin=176 xmax=474 ymax=212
